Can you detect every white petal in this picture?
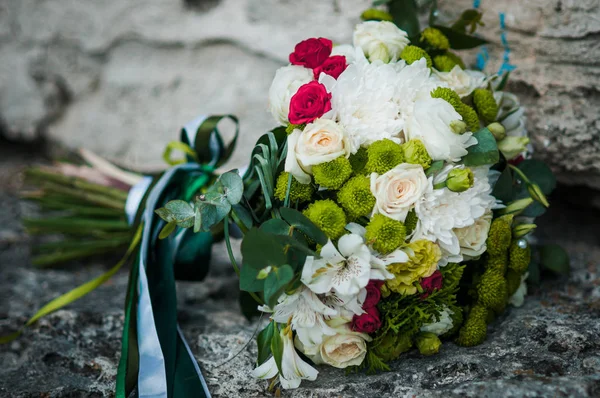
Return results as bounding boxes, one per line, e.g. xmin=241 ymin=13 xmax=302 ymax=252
xmin=319 ymin=239 xmax=345 ymax=263
xmin=337 ymin=234 xmax=365 ymax=258
xmin=345 ymin=222 xmax=366 ymax=238
xmin=284 ymin=129 xmax=311 ymax=184
xmin=251 ymin=356 xmax=278 ymax=380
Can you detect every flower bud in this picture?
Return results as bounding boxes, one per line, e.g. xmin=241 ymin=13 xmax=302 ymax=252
xmin=487 ymin=122 xmax=506 ymax=141
xmin=360 ymin=8 xmax=393 ymax=22
xmin=446 ymin=168 xmax=474 ymax=193
xmin=370 ymin=43 xmax=391 ymax=63
xmin=527 ymin=183 xmax=549 ymax=208
xmin=415 ymin=332 xmax=442 ymax=356
xmin=498 ymin=136 xmax=530 ymax=160
xmin=450 ymin=120 xmax=467 ymax=135
xmin=257 ymin=266 xmax=272 ymax=280
xmin=499 ymin=197 xmax=534 ymax=216
xmin=513 ymin=223 xmax=537 ymax=238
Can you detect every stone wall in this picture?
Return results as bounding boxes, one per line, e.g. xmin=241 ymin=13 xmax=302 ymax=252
xmin=1 ymin=0 xmax=600 ymax=185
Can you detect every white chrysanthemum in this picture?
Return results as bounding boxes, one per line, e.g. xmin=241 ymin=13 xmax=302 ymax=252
xmin=420 ymin=305 xmax=454 ymax=336
xmin=414 ymin=166 xmax=500 ymax=263
xmin=405 ymin=97 xmax=477 ymax=161
xmin=331 ymin=44 xmax=356 ymax=64
xmin=268 ymin=65 xmax=314 ymax=126
xmin=321 ymin=53 xmax=441 ymax=150
xmin=509 ymin=272 xmax=529 ymax=307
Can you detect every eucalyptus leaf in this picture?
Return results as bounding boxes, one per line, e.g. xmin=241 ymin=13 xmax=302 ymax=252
xmin=232 ymin=204 xmax=253 ymax=230
xmin=159 ymin=221 xmax=177 ymax=240
xmin=518 ymin=159 xmax=556 ymax=195
xmin=463 ymin=128 xmax=499 ymax=166
xmin=388 ymin=0 xmax=420 ymax=39
xmin=239 ymin=264 xmax=264 ymax=292
xmin=271 ymin=323 xmax=284 ymax=373
xmin=492 ymin=167 xmax=514 ymax=204
xmin=241 ymin=228 xmax=287 ymax=270
xmin=155 ymin=207 xmax=175 ymax=222
xmin=260 ymin=218 xmax=292 ymax=236
xmin=256 ymin=321 xmax=276 ymax=365
xmin=279 ymin=207 xmax=328 ymax=245
xmin=165 ymin=200 xmax=195 ymax=221
xmin=432 ymin=25 xmax=488 ymax=49
xmin=425 ymin=160 xmax=444 ymax=177
xmin=264 ymin=264 xmax=294 ymax=309
xmin=220 ymin=171 xmax=244 ymax=204
xmin=540 ymin=244 xmax=570 ymax=275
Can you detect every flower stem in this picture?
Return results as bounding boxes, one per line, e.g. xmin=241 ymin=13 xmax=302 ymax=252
xmin=36 ymin=182 xmax=126 ymax=210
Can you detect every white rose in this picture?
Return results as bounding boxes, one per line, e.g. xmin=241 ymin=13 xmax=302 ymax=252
xmin=353 ymin=21 xmax=409 ymax=63
xmin=303 ymin=326 xmax=371 ymax=369
xmin=405 ymin=98 xmax=477 ymax=161
xmin=268 ymin=65 xmax=314 ymax=125
xmin=454 ymin=210 xmax=493 ymax=259
xmin=285 ymin=119 xmax=352 ymax=184
xmin=371 ymin=163 xmax=429 ymax=222
xmin=435 ymin=66 xmax=486 ymax=98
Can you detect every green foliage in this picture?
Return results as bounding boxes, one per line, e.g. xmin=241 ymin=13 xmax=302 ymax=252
xmin=303 ymin=199 xmax=347 ymax=240
xmin=386 ymin=0 xmax=420 ymax=39
xmin=365 ymin=214 xmax=406 ymax=255
xmin=539 ymin=244 xmax=570 ymax=275
xmin=274 ymin=172 xmax=314 ymax=204
xmin=463 ymin=128 xmax=499 ymax=167
xmin=365 ymin=139 xmax=405 ymax=175
xmin=402 ymin=139 xmax=432 ymax=169
xmin=473 ymin=88 xmax=499 ymax=122
xmin=337 ymin=176 xmax=376 ymax=220
xmin=371 ymin=332 xmax=412 ymax=364
xmin=264 ymin=264 xmax=294 ymax=308
xmin=256 ymin=321 xmax=275 ymax=365
xmin=455 ymin=305 xmax=488 ymax=346
xmin=279 ymin=207 xmax=328 ymax=246
xmin=477 ymin=268 xmax=507 ymax=314
xmin=508 ymin=240 xmax=531 ymax=274
xmin=312 ymin=157 xmax=353 ymax=189
xmin=349 ymin=147 xmax=369 ymax=175
xmin=400 ymin=45 xmax=432 ymax=67
xmin=451 ymin=9 xmax=484 ymax=34
xmin=271 ymin=323 xmax=284 ymax=373
xmin=431 ymin=25 xmax=488 ymax=50
xmin=420 ymin=27 xmax=450 ymax=50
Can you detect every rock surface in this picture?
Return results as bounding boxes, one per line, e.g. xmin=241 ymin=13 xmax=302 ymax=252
xmin=2 ymin=0 xmax=600 ymax=185
xmin=1 ymin=141 xmax=600 ymax=397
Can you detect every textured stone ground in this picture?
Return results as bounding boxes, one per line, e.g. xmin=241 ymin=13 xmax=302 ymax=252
xmin=2 ymin=0 xmax=600 ymax=187
xmin=1 ymin=141 xmax=600 ymax=397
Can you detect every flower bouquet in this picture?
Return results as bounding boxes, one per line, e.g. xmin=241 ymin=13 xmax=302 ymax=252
xmin=154 ymin=3 xmax=566 ymax=391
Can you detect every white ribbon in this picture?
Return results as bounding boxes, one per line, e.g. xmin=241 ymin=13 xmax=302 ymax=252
xmin=125 ymin=176 xmax=153 ymax=226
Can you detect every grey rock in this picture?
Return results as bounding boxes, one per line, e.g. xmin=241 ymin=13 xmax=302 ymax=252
xmin=1 ymin=140 xmax=600 ymax=397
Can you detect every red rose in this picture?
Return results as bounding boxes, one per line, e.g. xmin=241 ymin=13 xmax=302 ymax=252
xmin=313 ymin=55 xmax=347 ymax=79
xmin=288 ymin=81 xmax=332 ymax=125
xmin=352 ymin=307 xmax=382 ymax=334
xmin=363 ymin=280 xmax=384 ymax=309
xmin=421 ymin=270 xmax=443 ymax=299
xmin=289 ymin=37 xmax=333 ymax=69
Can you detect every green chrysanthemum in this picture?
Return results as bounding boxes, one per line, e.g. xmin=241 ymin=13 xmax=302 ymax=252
xmin=473 ymin=88 xmax=499 ymax=122
xmin=365 ymin=139 xmax=404 ymax=175
xmin=433 ymin=52 xmax=465 ymax=71
xmin=402 ymin=139 xmax=432 ymax=169
xmin=506 ymin=269 xmax=522 ymax=297
xmin=486 ymin=253 xmax=507 ymax=274
xmin=404 ymin=210 xmax=418 ymax=236
xmin=430 ymin=87 xmax=480 ymax=132
xmin=477 ymin=268 xmax=508 ymax=314
xmin=303 ymin=199 xmax=347 ymax=240
xmin=337 ymin=176 xmax=376 ymax=220
xmin=349 ymin=146 xmax=368 ymax=175
xmin=274 ymin=172 xmax=314 ymax=204
xmin=508 ymin=240 xmax=531 ymax=274
xmin=365 ymin=214 xmax=406 ymax=255
xmin=455 ymin=305 xmax=488 ymax=347
xmin=415 ymin=332 xmax=442 ymax=356
xmin=400 ymin=45 xmax=432 ymax=68
xmin=420 ymin=27 xmax=450 ymax=50
xmin=312 ymin=156 xmax=352 ymax=190
xmin=486 ymin=215 xmax=513 ymax=257
xmin=373 ymin=332 xmax=413 ymax=362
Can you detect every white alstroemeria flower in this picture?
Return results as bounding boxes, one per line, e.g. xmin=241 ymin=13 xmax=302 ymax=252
xmin=271 ymin=287 xmax=338 ymax=348
xmin=406 ymin=98 xmax=477 ymax=161
xmin=268 ymin=65 xmax=314 ymax=126
xmin=420 ymin=305 xmax=455 ymax=336
xmin=252 ymin=326 xmax=319 ymax=389
xmin=509 ymin=272 xmax=529 ymax=307
xmin=301 ymin=234 xmax=372 ymax=296
xmin=353 ymin=21 xmax=409 ymax=63
xmin=285 ymin=119 xmax=352 ymax=184
xmin=434 ymin=66 xmax=486 ymax=98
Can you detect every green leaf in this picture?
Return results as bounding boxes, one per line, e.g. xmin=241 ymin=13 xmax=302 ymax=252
xmin=463 ymin=128 xmax=499 ymax=166
xmin=540 ymin=244 xmax=570 ymax=275
xmin=264 ymin=264 xmax=294 ymax=308
xmin=279 ymin=207 xmax=328 ymax=245
xmin=256 ymin=321 xmax=276 ymax=365
xmin=271 ymin=323 xmax=284 ymax=373
xmin=193 ymin=206 xmax=201 ymax=233
xmin=425 ymin=160 xmax=444 ymax=177
xmin=388 ymin=0 xmax=420 ymax=39
xmin=432 ymin=25 xmax=488 ymax=49
xmin=527 ymin=261 xmax=541 ymax=285
xmin=165 ymin=200 xmax=194 ymax=221
xmin=239 ymin=264 xmax=264 ymax=292
xmin=241 ymin=228 xmax=288 ymax=270
xmin=159 ymin=221 xmax=177 ymax=240
xmin=155 ymin=207 xmax=175 ymax=222
xmin=517 ymin=160 xmax=556 ymax=195
xmin=260 ymin=218 xmax=292 ymax=236
xmin=239 ymin=291 xmax=262 ymax=321
xmin=450 ymin=9 xmax=484 ymax=34
xmin=496 ymin=72 xmax=511 ymax=91
xmin=219 ymin=171 xmax=244 ymax=204
xmin=232 ymin=204 xmax=253 ymax=230
xmin=492 ymin=167 xmax=514 ymax=204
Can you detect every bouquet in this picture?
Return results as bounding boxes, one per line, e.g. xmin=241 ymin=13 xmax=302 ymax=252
xmin=154 ymin=3 xmax=566 ymax=392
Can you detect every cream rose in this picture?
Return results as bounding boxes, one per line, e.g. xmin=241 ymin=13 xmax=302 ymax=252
xmin=435 ymin=65 xmax=486 ymax=98
xmin=285 ymin=119 xmax=352 ymax=184
xmin=353 ymin=21 xmax=409 ymax=63
xmin=268 ymin=65 xmax=314 ymax=125
xmin=371 ymin=163 xmax=429 ymax=222
xmin=454 ymin=210 xmax=492 ymax=259
xmin=306 ymin=327 xmax=371 ymax=369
